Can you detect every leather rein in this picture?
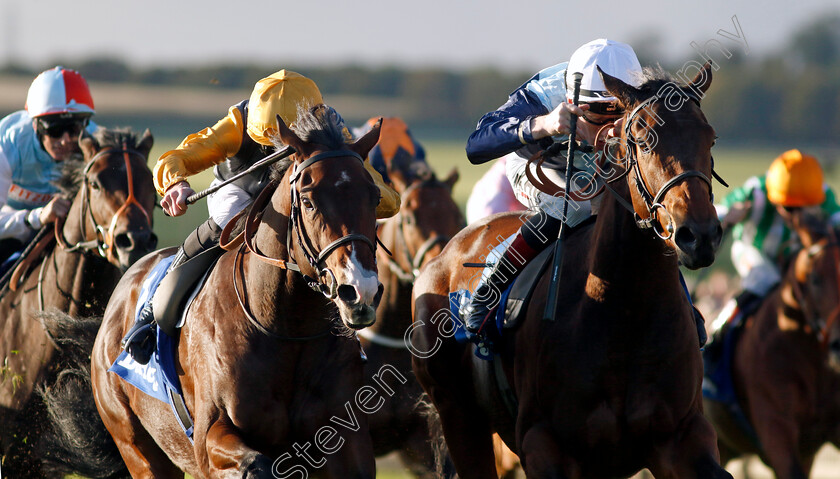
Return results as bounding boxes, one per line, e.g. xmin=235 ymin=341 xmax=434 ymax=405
xmin=528 ymin=91 xmax=727 ymax=241
xmin=8 ymin=146 xmax=151 ymax=296
xmin=54 ymin=146 xmax=152 ymax=257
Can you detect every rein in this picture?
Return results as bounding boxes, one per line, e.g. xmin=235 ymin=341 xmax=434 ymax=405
xmin=55 ymin=146 xmax=152 ymax=257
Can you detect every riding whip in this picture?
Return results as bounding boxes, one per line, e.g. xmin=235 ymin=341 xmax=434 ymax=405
xmin=185 ymin=145 xmax=296 ymax=205
xmin=543 ymin=72 xmax=582 ymax=321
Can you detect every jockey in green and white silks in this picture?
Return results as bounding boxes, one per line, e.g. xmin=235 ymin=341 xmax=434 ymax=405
xmin=716 ymin=175 xmax=840 ymax=302
xmin=710 ymin=149 xmax=840 ymax=337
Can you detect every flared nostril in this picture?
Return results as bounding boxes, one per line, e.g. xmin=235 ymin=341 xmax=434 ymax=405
xmin=148 ymin=233 xmax=158 ymax=251
xmin=675 ymin=226 xmax=697 ymax=252
xmin=337 ymin=284 xmax=358 ymax=303
xmin=114 ymin=233 xmax=133 ymax=250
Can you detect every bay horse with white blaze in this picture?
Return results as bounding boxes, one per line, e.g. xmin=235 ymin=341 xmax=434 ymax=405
xmin=91 ymin=107 xmax=383 ymax=478
xmin=705 ymin=211 xmax=840 ymax=479
xmin=0 ymin=128 xmax=157 ymax=477
xmin=412 ymin=63 xmax=732 ymax=478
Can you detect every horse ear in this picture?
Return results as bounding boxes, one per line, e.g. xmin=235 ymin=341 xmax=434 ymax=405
xmin=79 ymin=132 xmax=98 ymax=161
xmin=352 ymin=117 xmax=382 ymax=159
xmin=597 ymin=66 xmax=642 ymax=110
xmin=689 ymin=61 xmax=714 ymax=96
xmin=275 ymin=114 xmax=306 ymax=158
xmin=443 ymin=167 xmax=459 ymax=192
xmin=136 ymin=129 xmax=154 ymax=158
xmin=789 ymin=208 xmax=827 ymax=248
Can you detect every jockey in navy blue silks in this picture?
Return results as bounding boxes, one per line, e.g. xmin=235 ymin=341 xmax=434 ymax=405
xmin=461 ymin=39 xmax=709 ymax=348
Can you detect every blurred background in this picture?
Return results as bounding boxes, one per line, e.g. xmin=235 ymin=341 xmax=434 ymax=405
xmin=3 ymin=0 xmax=838 ymax=477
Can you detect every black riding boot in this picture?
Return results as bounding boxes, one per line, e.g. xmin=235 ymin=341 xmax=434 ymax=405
xmin=120 ymin=247 xmax=189 ymax=364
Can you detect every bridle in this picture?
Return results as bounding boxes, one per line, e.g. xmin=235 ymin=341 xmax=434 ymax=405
xmin=602 ymin=91 xmax=726 ymax=240
xmin=788 ymin=229 xmax=840 ymax=352
xmin=382 ymin=180 xmax=452 ymax=284
xmin=237 ymin=149 xmax=377 ymax=300
xmin=55 ymin=146 xmax=152 ymax=258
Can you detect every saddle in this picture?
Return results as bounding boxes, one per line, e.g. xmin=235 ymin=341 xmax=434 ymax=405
xmin=152 ymin=245 xmax=224 ymax=336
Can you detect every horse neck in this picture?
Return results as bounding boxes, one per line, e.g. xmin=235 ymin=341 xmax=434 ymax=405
xmin=588 ymin=181 xmax=682 ymax=305
xmin=242 ymin=184 xmax=335 ymax=337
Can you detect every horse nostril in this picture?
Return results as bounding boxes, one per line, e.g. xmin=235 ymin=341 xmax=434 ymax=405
xmin=148 ymin=233 xmax=158 ymax=251
xmin=830 ymin=339 xmax=840 ymax=352
xmin=114 ymin=233 xmax=133 ymax=250
xmin=674 ymin=226 xmax=697 ymax=251
xmin=337 ymin=284 xmax=358 ymax=303
xmin=373 ymin=283 xmax=384 ymax=308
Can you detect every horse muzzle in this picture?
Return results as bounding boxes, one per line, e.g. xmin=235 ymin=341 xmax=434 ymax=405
xmin=673 ymin=218 xmax=722 ymax=269
xmin=112 ymin=230 xmax=159 ymax=271
xmin=335 ymin=282 xmax=384 ymax=329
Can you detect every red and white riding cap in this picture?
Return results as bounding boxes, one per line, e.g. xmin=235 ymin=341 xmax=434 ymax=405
xmin=25 ymin=66 xmax=95 ymax=118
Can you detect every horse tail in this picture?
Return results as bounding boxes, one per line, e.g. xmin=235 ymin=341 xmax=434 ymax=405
xmin=416 ymin=393 xmax=458 ymax=479
xmin=35 ymin=310 xmax=129 ymax=479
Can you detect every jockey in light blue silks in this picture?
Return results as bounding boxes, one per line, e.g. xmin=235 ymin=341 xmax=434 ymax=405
xmin=0 ymin=66 xmax=97 ymax=264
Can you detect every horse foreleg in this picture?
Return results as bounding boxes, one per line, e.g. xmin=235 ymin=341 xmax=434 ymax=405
xmin=750 ymin=413 xmax=808 ymax=479
xmin=519 ymin=422 xmax=579 ymax=479
xmin=201 ymin=416 xmax=274 ymax=478
xmin=647 ymin=412 xmax=732 ymax=479
xmin=412 ymin=344 xmax=496 ymax=476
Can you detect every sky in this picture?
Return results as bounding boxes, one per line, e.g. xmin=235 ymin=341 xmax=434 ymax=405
xmin=1 ymin=0 xmax=837 ymax=72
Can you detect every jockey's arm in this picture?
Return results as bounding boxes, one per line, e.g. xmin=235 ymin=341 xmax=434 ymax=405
xmin=466 ymin=89 xmax=550 ymax=165
xmin=0 ymin=149 xmax=45 ymax=241
xmin=153 ymin=106 xmax=245 ymax=197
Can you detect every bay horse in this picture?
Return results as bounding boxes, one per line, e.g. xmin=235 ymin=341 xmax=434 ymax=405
xmin=704 ymin=211 xmax=840 ymax=479
xmin=411 ymin=63 xmax=732 ymax=478
xmin=0 ymin=128 xmax=157 ymax=477
xmin=91 ymin=107 xmax=384 ymax=478
xmin=363 ymin=157 xmax=464 ymax=477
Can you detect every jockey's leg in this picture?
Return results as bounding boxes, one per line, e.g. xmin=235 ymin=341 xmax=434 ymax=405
xmin=119 ymin=219 xmax=223 ymax=364
xmin=122 ymin=183 xmax=250 ymax=363
xmin=705 ymin=244 xmax=779 ymax=360
xmin=464 ymin=209 xmax=558 ymax=337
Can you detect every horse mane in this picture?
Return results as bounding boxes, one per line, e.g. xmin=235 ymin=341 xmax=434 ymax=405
xmin=55 ymin=128 xmax=143 ymax=198
xmin=632 ymin=66 xmax=692 ymax=97
xmin=269 ymin=104 xmax=349 ymax=182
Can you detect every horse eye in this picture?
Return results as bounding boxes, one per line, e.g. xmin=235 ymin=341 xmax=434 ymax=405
xmin=301 ymin=197 xmax=314 ymax=210
xmin=90 ymin=180 xmax=101 ymax=191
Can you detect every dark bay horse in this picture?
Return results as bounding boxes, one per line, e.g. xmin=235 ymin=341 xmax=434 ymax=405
xmin=362 ymin=157 xmax=464 ymax=477
xmin=0 ymin=128 xmax=157 ymax=476
xmin=705 ymin=212 xmax=840 ymax=479
xmin=91 ymin=107 xmax=384 ymax=478
xmin=412 ymin=63 xmax=732 ymax=478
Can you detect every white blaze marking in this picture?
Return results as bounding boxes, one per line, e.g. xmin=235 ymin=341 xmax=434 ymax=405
xmin=335 ymin=171 xmax=352 ymax=187
xmin=342 ymin=249 xmax=379 ymax=304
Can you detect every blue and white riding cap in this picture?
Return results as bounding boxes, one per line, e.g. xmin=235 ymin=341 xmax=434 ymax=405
xmin=566 ymin=39 xmax=643 ymax=103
